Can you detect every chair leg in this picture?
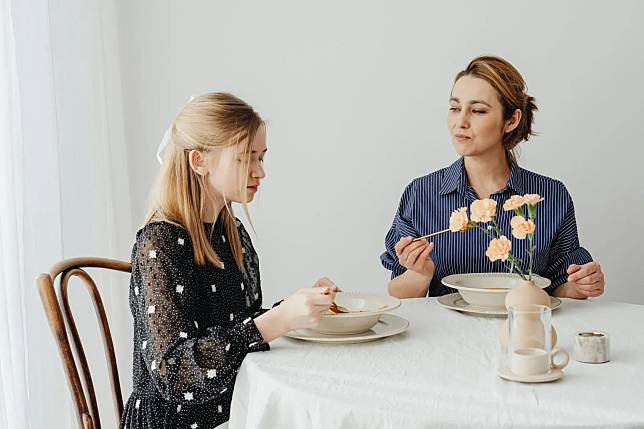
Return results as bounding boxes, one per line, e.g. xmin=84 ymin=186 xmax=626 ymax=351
xmin=37 ymin=273 xmax=92 ymax=429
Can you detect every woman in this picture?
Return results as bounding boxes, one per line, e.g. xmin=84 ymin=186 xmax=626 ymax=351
xmin=119 ymin=93 xmax=338 ymax=429
xmin=381 ymin=56 xmax=605 ymax=299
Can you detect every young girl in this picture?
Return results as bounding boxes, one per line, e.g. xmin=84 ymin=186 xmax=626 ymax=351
xmin=381 ymin=56 xmax=606 ymax=300
xmin=119 ymin=93 xmax=337 ymax=429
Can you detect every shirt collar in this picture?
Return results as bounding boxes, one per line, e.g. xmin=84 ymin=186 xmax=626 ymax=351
xmin=505 ymin=162 xmax=525 ymax=196
xmin=439 ymin=157 xmax=525 ymax=197
xmin=439 ymin=157 xmax=465 ymax=196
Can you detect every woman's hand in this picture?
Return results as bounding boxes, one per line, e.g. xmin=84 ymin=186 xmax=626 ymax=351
xmin=394 ymin=236 xmax=435 ymax=279
xmin=554 ymin=262 xmax=605 ymax=299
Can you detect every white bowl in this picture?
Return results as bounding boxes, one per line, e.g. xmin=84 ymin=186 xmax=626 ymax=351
xmin=312 ymin=292 xmax=401 ymax=335
xmin=440 ymin=273 xmax=551 ymax=309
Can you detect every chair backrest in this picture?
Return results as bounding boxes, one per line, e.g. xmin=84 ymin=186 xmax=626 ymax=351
xmin=37 ymin=257 xmax=131 ymax=429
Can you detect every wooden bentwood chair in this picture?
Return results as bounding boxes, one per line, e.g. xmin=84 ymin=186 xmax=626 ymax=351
xmin=37 ymin=257 xmax=131 ymax=429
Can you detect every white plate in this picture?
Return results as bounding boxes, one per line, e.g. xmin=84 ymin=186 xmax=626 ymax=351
xmin=437 ymin=292 xmax=562 ymax=317
xmin=285 ymin=314 xmax=409 ymax=344
xmin=441 ymin=273 xmax=551 ymax=308
xmin=313 ymin=292 xmax=401 ymax=335
xmin=497 ymin=366 xmax=563 ymax=383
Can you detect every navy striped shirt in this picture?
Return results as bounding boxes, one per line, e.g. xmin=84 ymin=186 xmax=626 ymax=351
xmin=380 ymin=157 xmax=593 ymax=297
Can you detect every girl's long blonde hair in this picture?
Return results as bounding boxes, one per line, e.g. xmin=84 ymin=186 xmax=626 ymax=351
xmin=145 ymin=92 xmax=263 ymax=269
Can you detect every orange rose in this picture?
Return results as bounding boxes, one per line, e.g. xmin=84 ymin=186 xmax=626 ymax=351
xmin=510 ymin=215 xmax=536 ymax=239
xmin=470 ymin=199 xmax=497 ymax=223
xmin=449 ymin=207 xmax=470 ymax=232
xmin=485 ymin=236 xmax=512 ymax=262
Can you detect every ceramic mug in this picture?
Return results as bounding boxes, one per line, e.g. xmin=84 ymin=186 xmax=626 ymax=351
xmin=511 ymin=347 xmax=569 ymax=376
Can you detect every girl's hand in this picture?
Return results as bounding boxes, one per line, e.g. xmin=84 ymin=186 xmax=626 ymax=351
xmin=279 ymin=287 xmax=336 ymax=331
xmin=313 ymin=276 xmax=341 ymax=293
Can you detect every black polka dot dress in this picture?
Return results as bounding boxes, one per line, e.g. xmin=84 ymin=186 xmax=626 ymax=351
xmin=119 ymin=215 xmax=269 ymax=429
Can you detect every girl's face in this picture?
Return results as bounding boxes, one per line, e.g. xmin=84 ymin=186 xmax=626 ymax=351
xmin=194 ymin=125 xmax=267 ymax=205
xmin=447 ymin=75 xmax=519 ymax=158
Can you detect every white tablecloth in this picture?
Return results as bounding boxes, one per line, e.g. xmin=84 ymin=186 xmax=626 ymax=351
xmin=229 ymin=298 xmax=644 ymax=428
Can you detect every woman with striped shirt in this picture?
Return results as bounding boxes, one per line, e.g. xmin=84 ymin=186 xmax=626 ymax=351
xmin=381 ymin=56 xmax=605 ymax=300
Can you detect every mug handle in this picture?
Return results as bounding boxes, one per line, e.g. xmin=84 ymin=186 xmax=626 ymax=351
xmin=551 ymin=347 xmax=570 ymax=370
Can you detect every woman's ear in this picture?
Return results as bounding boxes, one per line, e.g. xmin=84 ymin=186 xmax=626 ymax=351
xmin=504 ymin=109 xmax=522 ymax=134
xmin=188 ymin=150 xmax=208 ymax=176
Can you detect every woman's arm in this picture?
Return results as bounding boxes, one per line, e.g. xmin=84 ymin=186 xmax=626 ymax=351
xmin=388 ymin=268 xmax=433 ymax=298
xmin=543 ymin=185 xmax=597 ymax=298
xmin=387 ymin=237 xmax=435 ymax=298
xmin=382 ymin=181 xmax=437 ymax=298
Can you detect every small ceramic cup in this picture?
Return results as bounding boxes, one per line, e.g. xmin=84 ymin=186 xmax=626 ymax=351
xmin=511 ymin=347 xmax=570 ymax=376
xmin=574 ymin=331 xmax=610 ymax=364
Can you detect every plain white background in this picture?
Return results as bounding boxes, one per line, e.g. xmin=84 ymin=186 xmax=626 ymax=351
xmin=8 ymin=1 xmax=644 ymax=428
xmin=119 ymin=1 xmax=643 ymax=306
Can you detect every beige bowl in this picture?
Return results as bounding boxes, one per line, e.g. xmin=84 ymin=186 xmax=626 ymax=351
xmin=441 ymin=273 xmax=551 ymax=309
xmin=312 ymin=292 xmax=401 ymax=335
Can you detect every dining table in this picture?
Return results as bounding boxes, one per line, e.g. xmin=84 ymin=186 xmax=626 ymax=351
xmin=228 ymin=297 xmax=644 ymax=428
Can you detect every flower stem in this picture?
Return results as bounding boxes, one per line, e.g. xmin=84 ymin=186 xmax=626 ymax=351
xmin=528 ymin=233 xmax=534 ymax=281
xmin=526 ymin=204 xmax=537 ymax=281
xmin=491 ymin=218 xmax=505 ymax=239
xmin=474 ymin=225 xmax=496 ymax=239
xmin=476 ymin=224 xmax=527 ymax=280
xmin=507 ymin=255 xmax=528 ymax=280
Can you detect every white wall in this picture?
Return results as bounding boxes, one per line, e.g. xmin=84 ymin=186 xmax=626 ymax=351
xmin=116 ymin=1 xmax=644 ymax=305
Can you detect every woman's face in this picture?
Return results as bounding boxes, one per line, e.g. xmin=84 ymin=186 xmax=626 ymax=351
xmin=198 ymin=124 xmax=267 ymax=204
xmin=447 ymin=75 xmax=517 ymax=158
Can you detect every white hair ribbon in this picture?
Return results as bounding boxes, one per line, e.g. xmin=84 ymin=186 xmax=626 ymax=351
xmin=156 ymin=95 xmax=197 ymax=165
